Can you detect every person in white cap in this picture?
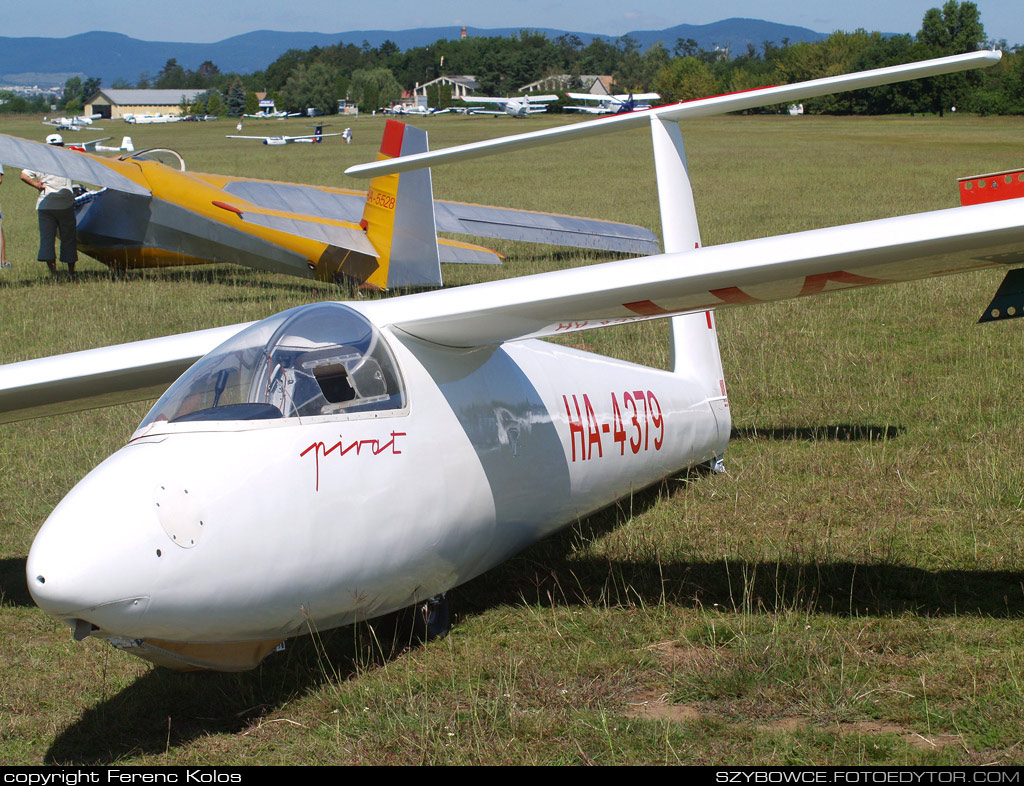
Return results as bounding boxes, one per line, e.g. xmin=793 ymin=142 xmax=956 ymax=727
xmin=20 ymin=133 xmax=77 ymax=277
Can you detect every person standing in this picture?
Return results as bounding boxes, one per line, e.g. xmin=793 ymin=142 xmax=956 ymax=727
xmin=20 ymin=133 xmax=77 ymax=277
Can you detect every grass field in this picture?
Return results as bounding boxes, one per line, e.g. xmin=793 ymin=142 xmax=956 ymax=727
xmin=0 ymin=110 xmax=1022 ymax=765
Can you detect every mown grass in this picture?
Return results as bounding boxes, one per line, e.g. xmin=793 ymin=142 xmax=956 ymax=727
xmin=0 ymin=110 xmax=1022 ymax=765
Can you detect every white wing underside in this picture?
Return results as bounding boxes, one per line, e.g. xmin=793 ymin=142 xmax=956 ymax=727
xmin=1 ymin=199 xmax=1021 ymax=423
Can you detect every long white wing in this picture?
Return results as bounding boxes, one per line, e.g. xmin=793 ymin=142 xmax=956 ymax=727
xmin=347 ymin=51 xmax=1001 ymax=177
xmin=364 ymin=200 xmax=1024 ymax=347
xmin=0 ymin=324 xmax=252 ymax=424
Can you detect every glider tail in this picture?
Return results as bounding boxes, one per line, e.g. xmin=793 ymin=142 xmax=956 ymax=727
xmin=360 ymin=120 xmax=442 ymax=289
xmin=650 ymin=116 xmax=730 ymax=457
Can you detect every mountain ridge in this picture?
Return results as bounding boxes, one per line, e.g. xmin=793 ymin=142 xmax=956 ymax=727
xmin=0 ymin=19 xmax=831 ymax=88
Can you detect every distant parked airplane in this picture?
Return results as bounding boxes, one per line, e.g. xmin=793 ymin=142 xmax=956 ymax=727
xmin=565 ymin=93 xmax=661 ymax=114
xmin=243 ymin=109 xmax=302 ymax=119
xmin=464 ymin=94 xmax=559 ymax=117
xmin=226 ymin=124 xmax=342 ymax=145
xmin=66 ymin=136 xmax=134 ymax=153
xmin=123 ymin=113 xmax=182 ymax=124
xmin=44 ymin=114 xmax=104 ymax=131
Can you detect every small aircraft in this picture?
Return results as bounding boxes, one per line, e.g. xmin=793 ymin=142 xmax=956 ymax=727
xmin=123 ymin=113 xmax=182 ymax=124
xmin=44 ymin=113 xmax=104 ymax=131
xmin=385 ymin=104 xmax=446 ymax=116
xmin=464 ymin=94 xmax=559 ymax=117
xmin=66 ymin=136 xmax=134 ymax=154
xmin=245 ymin=100 xmax=302 ymax=119
xmin=565 ymin=92 xmax=661 ymax=114
xmin=0 ymin=124 xmax=659 ymax=289
xmin=3 ymin=51 xmax=1020 ymax=672
xmin=226 ymin=124 xmax=343 ymax=145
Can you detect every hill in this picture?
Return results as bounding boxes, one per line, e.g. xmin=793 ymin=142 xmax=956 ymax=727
xmin=0 ymin=19 xmax=828 ymax=88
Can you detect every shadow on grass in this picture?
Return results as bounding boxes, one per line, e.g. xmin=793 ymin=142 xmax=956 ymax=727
xmin=731 ymin=424 xmax=903 ymax=441
xmin=43 ymin=463 xmax=1023 ymax=763
xmin=0 ymin=264 xmax=337 ymax=297
xmin=0 ymin=557 xmax=31 ymax=606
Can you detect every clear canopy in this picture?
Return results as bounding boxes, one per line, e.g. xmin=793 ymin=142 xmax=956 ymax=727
xmin=138 ymin=302 xmax=405 ymax=429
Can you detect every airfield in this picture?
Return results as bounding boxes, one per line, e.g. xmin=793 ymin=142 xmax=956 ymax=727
xmin=0 ymin=110 xmax=1022 ymax=765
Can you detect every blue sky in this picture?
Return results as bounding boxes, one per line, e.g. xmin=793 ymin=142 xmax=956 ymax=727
xmin=8 ymin=0 xmax=1022 ymax=46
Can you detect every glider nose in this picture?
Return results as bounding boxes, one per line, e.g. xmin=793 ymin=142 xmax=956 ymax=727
xmin=26 ymin=444 xmax=165 ymax=635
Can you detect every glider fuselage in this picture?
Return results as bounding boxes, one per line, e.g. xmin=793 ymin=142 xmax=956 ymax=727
xmin=26 ymin=303 xmax=726 ymax=669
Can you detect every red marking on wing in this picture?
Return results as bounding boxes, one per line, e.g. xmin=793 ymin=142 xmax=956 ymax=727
xmin=212 ymin=201 xmax=243 ymax=216
xmin=380 ymin=119 xmax=405 ymax=158
xmin=799 ymin=271 xmax=883 ymax=295
xmin=709 ymin=287 xmax=760 ymax=305
xmin=624 ymin=300 xmax=670 ymax=316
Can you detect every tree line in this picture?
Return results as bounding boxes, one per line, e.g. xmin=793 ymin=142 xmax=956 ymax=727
xmin=22 ymin=1 xmax=1023 ymax=118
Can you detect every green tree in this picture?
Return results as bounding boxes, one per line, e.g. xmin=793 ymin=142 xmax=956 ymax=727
xmin=226 ymin=79 xmax=247 ymax=116
xmin=59 ymin=76 xmax=82 ymax=110
xmin=205 ymin=91 xmax=223 ymax=116
xmin=244 ymin=90 xmax=259 ymax=115
xmin=916 ymin=1 xmax=986 ymax=115
xmin=348 ymin=67 xmax=403 ymax=112
xmin=281 ymin=62 xmax=338 ymax=114
xmin=655 ymin=57 xmax=718 ymax=103
xmin=156 ymin=58 xmax=186 ymax=89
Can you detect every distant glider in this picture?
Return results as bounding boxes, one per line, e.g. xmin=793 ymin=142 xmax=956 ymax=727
xmin=226 ymin=124 xmax=343 ymax=145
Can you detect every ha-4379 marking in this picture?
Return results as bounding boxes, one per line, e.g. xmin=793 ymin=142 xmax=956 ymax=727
xmin=562 ymin=390 xmax=664 ymax=462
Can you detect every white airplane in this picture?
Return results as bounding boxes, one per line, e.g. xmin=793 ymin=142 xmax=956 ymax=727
xmin=465 ymin=94 xmax=559 ymax=117
xmin=385 ymin=104 xmax=446 ymax=116
xmin=3 ymin=51 xmax=1021 ymax=673
xmin=243 ymin=110 xmax=303 ymax=119
xmin=44 ymin=114 xmax=104 ymax=131
xmin=565 ymin=92 xmax=661 ymax=114
xmin=66 ymin=136 xmax=134 ymax=153
xmin=123 ymin=113 xmax=182 ymax=124
xmin=226 ymin=124 xmax=342 ymax=145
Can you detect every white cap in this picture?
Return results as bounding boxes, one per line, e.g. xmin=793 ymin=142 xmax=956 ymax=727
xmin=45 ymin=133 xmax=63 ymax=145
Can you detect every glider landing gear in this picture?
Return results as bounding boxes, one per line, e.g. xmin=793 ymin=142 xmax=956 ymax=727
xmin=411 ymin=593 xmax=450 ymax=641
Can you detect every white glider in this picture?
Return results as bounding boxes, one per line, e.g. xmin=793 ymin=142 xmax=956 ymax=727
xmin=2 ymin=50 xmax=1019 ymax=671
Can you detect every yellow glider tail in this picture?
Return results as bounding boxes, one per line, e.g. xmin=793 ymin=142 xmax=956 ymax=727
xmin=359 ymin=120 xmax=442 ymax=290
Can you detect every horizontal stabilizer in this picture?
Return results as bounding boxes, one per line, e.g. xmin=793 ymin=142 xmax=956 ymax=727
xmin=0 ymin=135 xmax=150 ymax=195
xmin=438 ymin=238 xmax=504 ymax=265
xmin=435 ymin=201 xmax=660 ymax=254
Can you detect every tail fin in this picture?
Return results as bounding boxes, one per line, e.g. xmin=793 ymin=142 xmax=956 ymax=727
xmin=360 ymin=120 xmax=442 ymax=289
xmin=650 ymin=116 xmax=730 ymax=456
xmin=122 ymin=136 xmax=134 ymax=152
